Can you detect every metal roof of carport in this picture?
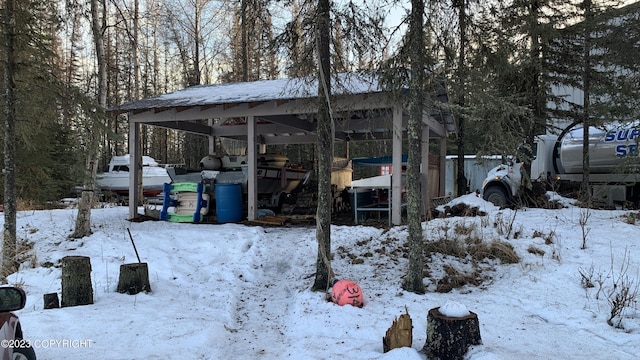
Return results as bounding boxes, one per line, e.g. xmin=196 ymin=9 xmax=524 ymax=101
xmin=111 ymin=72 xmax=455 ymax=142
xmin=109 ymin=72 xmax=456 ymax=223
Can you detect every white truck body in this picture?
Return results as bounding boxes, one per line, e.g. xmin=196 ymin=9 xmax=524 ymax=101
xmin=482 ymin=124 xmax=640 ymax=207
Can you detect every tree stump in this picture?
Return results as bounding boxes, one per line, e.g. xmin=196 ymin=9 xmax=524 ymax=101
xmin=61 ymin=256 xmax=94 ymax=307
xmin=423 ymin=307 xmax=482 ymax=360
xmin=43 ymin=293 xmax=60 ymax=309
xmin=116 ymin=263 xmax=151 ymax=295
xmin=383 ymin=309 xmax=413 ymax=353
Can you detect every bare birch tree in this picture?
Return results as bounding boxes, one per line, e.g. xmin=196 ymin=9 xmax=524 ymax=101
xmin=70 ymin=0 xmax=107 ymax=238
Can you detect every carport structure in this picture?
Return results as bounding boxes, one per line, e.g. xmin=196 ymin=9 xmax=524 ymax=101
xmin=110 ymin=72 xmax=456 ymax=223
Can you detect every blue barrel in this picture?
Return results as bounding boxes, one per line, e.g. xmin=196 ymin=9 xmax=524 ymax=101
xmin=215 ymin=183 xmax=243 ymax=223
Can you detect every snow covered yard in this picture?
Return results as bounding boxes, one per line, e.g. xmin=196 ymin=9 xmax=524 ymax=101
xmin=4 ymin=193 xmax=640 ymax=359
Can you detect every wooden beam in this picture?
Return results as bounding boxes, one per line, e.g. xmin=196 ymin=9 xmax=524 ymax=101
xmin=128 ymin=124 xmax=140 ymax=219
xmin=421 ymin=125 xmax=430 ymax=216
xmin=248 ymin=101 xmax=266 ymax=109
xmin=223 ymin=103 xmax=240 ymax=110
xmin=392 ymin=105 xmax=403 ymax=225
xmin=247 ymin=116 xmax=257 ymax=221
xmin=260 ymin=115 xmax=316 ymax=132
xmin=126 ymin=93 xmax=398 ymax=123
xmin=147 ymin=121 xmax=212 ymax=136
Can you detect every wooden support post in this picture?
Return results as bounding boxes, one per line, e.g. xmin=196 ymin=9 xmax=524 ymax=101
xmin=61 ymin=256 xmax=94 ymax=307
xmin=43 ymin=293 xmax=59 ymax=309
xmin=423 ymin=307 xmax=482 ymax=360
xmin=117 ymin=263 xmax=152 ymax=295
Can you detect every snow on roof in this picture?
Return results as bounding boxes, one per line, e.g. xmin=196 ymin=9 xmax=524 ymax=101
xmin=350 ymin=174 xmax=393 ymax=188
xmin=113 ymin=73 xmax=384 ymax=112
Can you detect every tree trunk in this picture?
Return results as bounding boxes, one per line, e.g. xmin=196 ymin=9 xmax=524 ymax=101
xmin=240 ymin=0 xmax=249 ymax=81
xmin=117 ymin=263 xmax=151 ymax=295
xmin=581 ymin=0 xmax=592 ymax=207
xmin=383 ymin=310 xmax=413 ymax=353
xmin=61 ymin=256 xmax=94 ymax=307
xmin=423 ymin=307 xmax=482 ymax=360
xmin=403 ymin=0 xmax=426 ymax=295
xmin=455 ymin=0 xmax=467 ymax=197
xmin=312 ymin=0 xmax=334 ymax=292
xmin=71 ymin=0 xmax=106 ymax=239
xmin=2 ymin=0 xmax=18 ymax=279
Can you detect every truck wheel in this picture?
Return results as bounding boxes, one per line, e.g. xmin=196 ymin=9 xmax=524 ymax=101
xmin=13 ymin=345 xmax=36 ymax=360
xmin=484 ymin=187 xmax=508 ymax=207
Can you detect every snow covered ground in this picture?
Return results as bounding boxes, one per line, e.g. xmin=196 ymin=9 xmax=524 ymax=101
xmin=4 ymin=193 xmax=640 ymax=359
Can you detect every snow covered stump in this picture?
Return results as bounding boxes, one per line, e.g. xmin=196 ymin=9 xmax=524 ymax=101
xmin=61 ymin=256 xmax=94 ymax=307
xmin=43 ymin=292 xmax=59 ymax=309
xmin=423 ymin=301 xmax=482 ymax=360
xmin=117 ymin=263 xmax=152 ymax=295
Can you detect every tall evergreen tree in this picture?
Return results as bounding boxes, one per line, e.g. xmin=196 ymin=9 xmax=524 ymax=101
xmin=402 ymin=0 xmax=426 ymax=295
xmin=2 ymin=0 xmax=18 ymax=278
xmin=1 ymin=0 xmax=78 ymax=273
xmin=312 ymin=0 xmax=334 ymax=292
xmin=0 ymin=0 xmax=80 ymax=206
xmin=546 ymin=1 xmax=638 ymax=204
xmin=454 ymin=0 xmax=468 ymax=196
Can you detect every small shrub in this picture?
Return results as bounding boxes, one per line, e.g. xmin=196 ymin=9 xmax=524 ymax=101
xmin=464 ymin=235 xmax=482 ymax=246
xmin=16 ymin=240 xmax=37 ymax=269
xmin=454 ymin=220 xmax=476 ymax=236
xmin=607 ymin=277 xmax=638 ymax=329
xmin=469 ymin=240 xmax=520 ymax=264
xmin=513 ymin=224 xmax=524 ymax=239
xmin=532 ymin=229 xmax=556 ymax=244
xmin=544 ymin=230 xmax=556 ymax=245
xmin=527 ymin=246 xmax=545 ymax=257
xmin=579 ymin=209 xmax=591 ymax=250
xmin=578 ymin=266 xmax=595 ymax=289
xmin=606 ymin=250 xmax=639 ymax=328
xmin=435 ymin=221 xmax=453 ymax=241
xmin=492 ymin=210 xmax=518 ymax=238
xmin=436 ymin=265 xmax=483 ymax=293
xmin=480 ymin=215 xmax=490 ymax=228
xmin=424 ymin=238 xmax=466 ymax=258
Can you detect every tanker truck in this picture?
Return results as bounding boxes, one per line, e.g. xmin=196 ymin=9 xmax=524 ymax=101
xmin=481 ymin=123 xmax=640 ymax=208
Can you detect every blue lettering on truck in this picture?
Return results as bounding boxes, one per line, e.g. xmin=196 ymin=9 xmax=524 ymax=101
xmin=605 ymin=128 xmax=640 ymax=156
xmin=616 ymin=144 xmax=638 ymax=157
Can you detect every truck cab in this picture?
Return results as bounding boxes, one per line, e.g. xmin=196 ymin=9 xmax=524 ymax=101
xmin=529 ymin=135 xmax=559 ymax=181
xmin=481 ymin=135 xmax=557 ymax=207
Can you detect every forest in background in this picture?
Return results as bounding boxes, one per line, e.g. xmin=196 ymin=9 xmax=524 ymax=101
xmin=0 ymin=0 xmax=638 ymax=205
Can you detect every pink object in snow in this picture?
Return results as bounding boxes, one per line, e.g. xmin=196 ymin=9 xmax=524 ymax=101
xmin=331 ymin=280 xmax=363 ymax=307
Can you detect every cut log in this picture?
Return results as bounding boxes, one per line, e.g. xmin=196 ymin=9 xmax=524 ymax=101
xmin=61 ymin=256 xmax=94 ymax=307
xmin=383 ymin=309 xmax=413 ymax=353
xmin=423 ymin=307 xmax=482 ymax=360
xmin=117 ymin=263 xmax=152 ymax=295
xmin=43 ymin=292 xmax=59 ymax=309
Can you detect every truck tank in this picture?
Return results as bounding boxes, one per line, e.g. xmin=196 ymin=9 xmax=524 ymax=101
xmin=559 ymin=126 xmax=640 ymax=174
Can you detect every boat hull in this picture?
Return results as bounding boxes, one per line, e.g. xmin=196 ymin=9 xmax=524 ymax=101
xmin=96 ymin=167 xmax=171 ymax=197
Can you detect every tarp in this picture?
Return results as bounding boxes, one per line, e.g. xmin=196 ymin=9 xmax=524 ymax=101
xmin=351 ymin=155 xmax=408 ymax=167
